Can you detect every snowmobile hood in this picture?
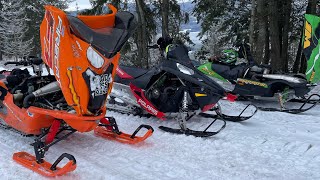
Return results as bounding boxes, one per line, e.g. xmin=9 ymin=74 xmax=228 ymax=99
xmin=40 ymin=5 xmax=137 ymax=115
xmin=166 ymin=45 xmax=226 ymax=94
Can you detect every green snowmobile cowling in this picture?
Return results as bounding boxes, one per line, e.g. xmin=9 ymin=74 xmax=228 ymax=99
xmin=197 ymin=62 xmax=235 ymax=92
xmin=303 ymin=14 xmax=320 ymax=83
xmin=198 ymin=62 xmax=228 ymax=82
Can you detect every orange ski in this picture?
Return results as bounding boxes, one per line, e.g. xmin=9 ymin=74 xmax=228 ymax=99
xmin=13 ymin=152 xmax=76 ymax=177
xmin=94 ymin=117 xmax=154 ymax=144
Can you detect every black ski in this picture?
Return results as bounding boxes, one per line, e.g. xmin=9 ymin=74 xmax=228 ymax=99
xmin=159 ymin=118 xmax=226 ymax=137
xmin=258 ymin=94 xmax=320 ymax=114
xmin=199 ymin=104 xmax=257 ymax=122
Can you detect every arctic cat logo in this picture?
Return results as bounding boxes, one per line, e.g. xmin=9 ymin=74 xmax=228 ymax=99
xmin=237 ymin=78 xmax=268 ymax=88
xmin=54 ymin=16 xmax=63 ymax=80
xmin=201 ymin=66 xmax=216 ymax=76
xmin=304 ymin=21 xmax=312 ymax=49
xmin=138 ymin=99 xmax=159 ymax=115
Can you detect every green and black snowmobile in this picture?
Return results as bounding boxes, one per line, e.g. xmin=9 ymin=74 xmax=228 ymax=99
xmin=197 ymin=14 xmax=320 ymax=114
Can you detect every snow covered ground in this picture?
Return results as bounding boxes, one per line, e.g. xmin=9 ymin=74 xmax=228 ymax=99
xmin=0 ymin=99 xmax=320 ymax=179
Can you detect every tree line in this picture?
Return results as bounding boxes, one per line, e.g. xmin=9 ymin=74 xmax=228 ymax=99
xmin=193 ymin=0 xmax=318 ymax=73
xmin=0 ymin=0 xmax=71 ymax=61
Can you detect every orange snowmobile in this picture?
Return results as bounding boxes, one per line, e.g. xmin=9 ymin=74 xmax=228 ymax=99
xmin=0 ymin=4 xmax=153 ymax=177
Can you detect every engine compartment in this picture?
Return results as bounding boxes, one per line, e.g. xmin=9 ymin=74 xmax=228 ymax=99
xmin=5 ymin=69 xmax=70 ymax=111
xmin=145 ymin=72 xmax=199 ymax=113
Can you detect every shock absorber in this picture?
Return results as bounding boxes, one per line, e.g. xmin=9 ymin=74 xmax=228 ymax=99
xmin=178 ymin=90 xmax=189 ymax=130
xmin=182 ymin=91 xmax=188 ymax=111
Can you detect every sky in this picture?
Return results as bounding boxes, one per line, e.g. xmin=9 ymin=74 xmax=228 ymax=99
xmin=67 ymin=0 xmax=92 ymax=11
xmin=67 ymin=0 xmax=192 ymax=11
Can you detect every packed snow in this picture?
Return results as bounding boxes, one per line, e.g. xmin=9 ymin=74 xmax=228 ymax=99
xmin=0 ymin=99 xmax=319 ymax=179
xmin=0 ymin=64 xmax=319 ymax=179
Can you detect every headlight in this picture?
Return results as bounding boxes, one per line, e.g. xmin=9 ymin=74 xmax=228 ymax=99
xmin=87 ymin=46 xmax=104 ymax=68
xmin=177 ymin=63 xmax=194 ymax=75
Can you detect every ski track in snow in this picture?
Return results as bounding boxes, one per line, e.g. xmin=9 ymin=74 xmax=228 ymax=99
xmin=0 ymin=100 xmax=319 ymax=179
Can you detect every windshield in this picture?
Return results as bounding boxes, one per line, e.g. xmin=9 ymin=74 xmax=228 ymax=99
xmin=68 ymin=11 xmax=137 ymax=58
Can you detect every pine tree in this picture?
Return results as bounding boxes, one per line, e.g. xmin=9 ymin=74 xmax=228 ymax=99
xmin=23 ymin=0 xmax=72 ymax=55
xmin=0 ymin=0 xmax=3 ymax=61
xmin=0 ymin=0 xmax=33 ymax=60
xmin=193 ymin=0 xmax=251 ymax=59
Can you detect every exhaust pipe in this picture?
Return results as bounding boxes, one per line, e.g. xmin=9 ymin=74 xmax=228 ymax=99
xmin=23 ymin=81 xmax=60 ymax=108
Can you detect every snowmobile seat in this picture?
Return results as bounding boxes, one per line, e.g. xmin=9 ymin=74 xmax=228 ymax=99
xmin=118 ymin=65 xmax=148 ymax=79
xmin=6 ymin=69 xmax=31 ymax=91
xmin=211 ymin=63 xmax=248 ymax=81
xmin=67 ymin=11 xmax=136 ymax=59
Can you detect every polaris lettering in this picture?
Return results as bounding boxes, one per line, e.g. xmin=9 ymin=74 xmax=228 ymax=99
xmin=138 ymin=99 xmax=158 ymax=115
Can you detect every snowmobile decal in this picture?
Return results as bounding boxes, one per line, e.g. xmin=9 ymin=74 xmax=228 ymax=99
xmin=195 ymin=93 xmax=207 ymax=97
xmin=67 ymin=69 xmax=81 ymax=113
xmin=304 ymin=21 xmax=312 ymax=49
xmin=303 ymin=14 xmax=320 ymax=83
xmin=198 ymin=63 xmax=227 ymax=82
xmin=116 ymin=67 xmax=133 ymax=79
xmin=129 ymin=83 xmax=165 ymax=119
xmin=54 ymin=16 xmax=63 ymax=81
xmin=43 ymin=11 xmax=54 ymax=68
xmin=237 ymin=78 xmax=268 ymax=88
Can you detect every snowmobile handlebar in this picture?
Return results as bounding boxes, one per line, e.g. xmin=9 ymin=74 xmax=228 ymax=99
xmin=4 ymin=58 xmax=43 ymax=66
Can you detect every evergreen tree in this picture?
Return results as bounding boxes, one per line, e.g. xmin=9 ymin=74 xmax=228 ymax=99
xmin=0 ymin=1 xmax=3 ymax=60
xmin=193 ymin=0 xmax=251 ymax=59
xmin=0 ymin=0 xmax=33 ymax=60
xmin=23 ymin=0 xmax=72 ymax=55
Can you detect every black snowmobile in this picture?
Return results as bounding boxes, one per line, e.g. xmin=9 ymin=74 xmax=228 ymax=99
xmin=198 ymin=42 xmax=320 ymax=114
xmin=108 ymin=41 xmax=256 ymax=137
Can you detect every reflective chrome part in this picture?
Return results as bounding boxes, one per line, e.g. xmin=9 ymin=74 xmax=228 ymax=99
xmin=32 ymin=81 xmax=61 ymax=97
xmin=262 ymin=74 xmax=306 ymax=83
xmin=110 ymin=82 xmax=140 ymax=106
xmin=176 ymin=63 xmax=194 ymax=75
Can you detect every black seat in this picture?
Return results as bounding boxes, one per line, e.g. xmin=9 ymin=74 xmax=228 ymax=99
xmin=211 ymin=63 xmax=248 ymax=81
xmin=119 ymin=65 xmax=148 ymax=78
xmin=67 ymin=11 xmax=137 ymax=58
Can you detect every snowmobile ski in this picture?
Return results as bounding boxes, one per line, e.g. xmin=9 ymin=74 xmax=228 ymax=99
xmin=13 ymin=120 xmax=77 ymax=177
xmin=159 ymin=118 xmax=226 ymax=137
xmin=94 ymin=117 xmax=154 ymax=144
xmin=257 ymin=94 xmax=320 ymax=114
xmin=199 ymin=104 xmax=258 ymax=122
xmin=13 ymin=152 xmax=76 ymax=177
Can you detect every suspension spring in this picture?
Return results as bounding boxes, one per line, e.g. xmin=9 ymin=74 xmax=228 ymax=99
xmin=182 ymin=91 xmax=188 ymax=112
